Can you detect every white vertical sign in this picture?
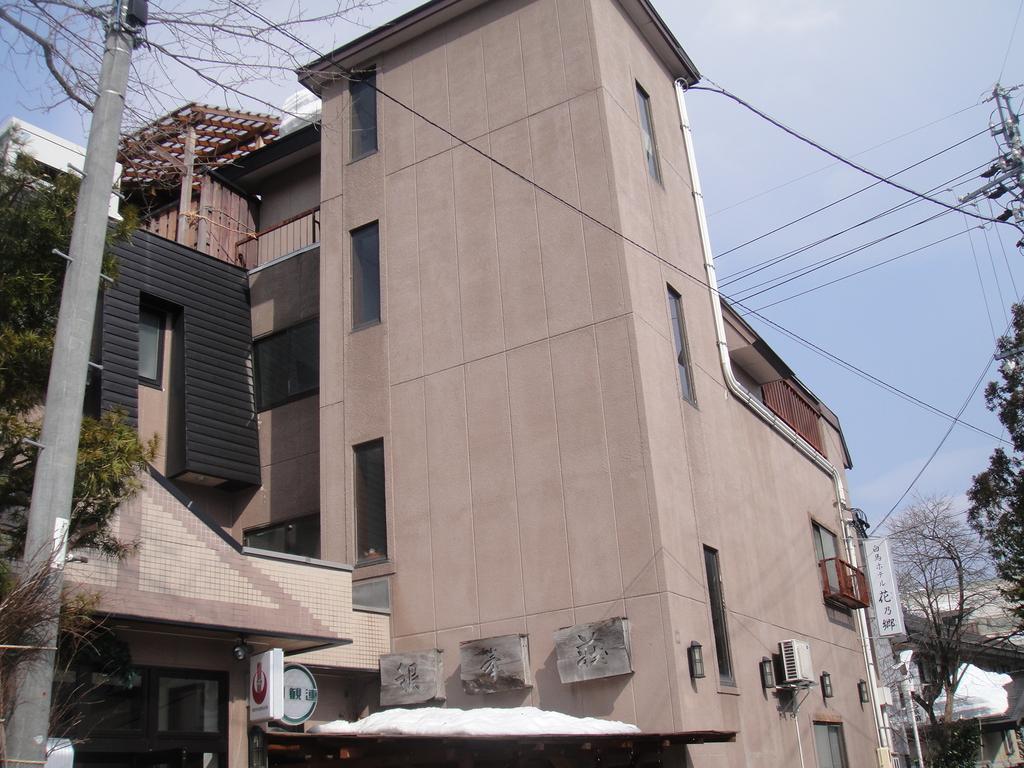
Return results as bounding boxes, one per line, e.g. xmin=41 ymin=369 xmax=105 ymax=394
xmin=865 ymin=538 xmax=905 ymax=637
xmin=249 ymin=648 xmax=284 ymax=723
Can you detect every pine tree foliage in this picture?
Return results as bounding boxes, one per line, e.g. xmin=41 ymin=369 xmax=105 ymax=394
xmin=0 ymin=150 xmax=152 ymax=559
xmin=968 ymin=302 xmax=1024 ymax=631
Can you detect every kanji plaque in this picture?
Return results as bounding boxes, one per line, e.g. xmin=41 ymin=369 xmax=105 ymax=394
xmin=459 ymin=634 xmax=532 ymax=695
xmin=553 ymin=617 xmax=632 ymax=683
xmin=379 ymin=649 xmax=445 ymax=706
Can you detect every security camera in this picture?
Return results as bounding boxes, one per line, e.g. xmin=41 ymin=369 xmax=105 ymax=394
xmin=233 ymin=640 xmax=251 ymax=661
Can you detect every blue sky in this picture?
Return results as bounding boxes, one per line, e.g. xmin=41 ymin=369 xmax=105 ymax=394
xmin=2 ymin=0 xmax=1021 ymax=532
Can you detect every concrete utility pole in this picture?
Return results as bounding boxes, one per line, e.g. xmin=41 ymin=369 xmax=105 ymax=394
xmin=959 ymin=84 xmax=1024 ymax=235
xmin=4 ymin=1 xmax=145 ymax=764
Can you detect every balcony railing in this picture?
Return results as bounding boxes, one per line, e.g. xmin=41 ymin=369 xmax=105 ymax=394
xmin=762 ymin=379 xmax=825 ymax=455
xmin=819 ymin=557 xmax=869 ymax=609
xmin=236 ymin=206 xmax=320 ymax=268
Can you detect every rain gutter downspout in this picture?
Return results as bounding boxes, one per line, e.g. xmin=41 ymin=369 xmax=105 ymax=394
xmin=673 ymin=78 xmax=885 ymax=754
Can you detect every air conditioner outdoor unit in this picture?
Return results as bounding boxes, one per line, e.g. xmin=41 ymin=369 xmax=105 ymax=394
xmin=779 ymin=639 xmax=814 ymax=685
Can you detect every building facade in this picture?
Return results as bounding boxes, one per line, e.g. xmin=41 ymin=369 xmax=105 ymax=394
xmin=28 ymin=0 xmax=893 ymax=766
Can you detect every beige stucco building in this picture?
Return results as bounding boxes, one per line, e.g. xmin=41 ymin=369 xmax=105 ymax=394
xmin=55 ymin=0 xmax=891 ymax=766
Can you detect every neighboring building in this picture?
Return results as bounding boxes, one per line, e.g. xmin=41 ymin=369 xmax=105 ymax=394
xmin=9 ymin=0 xmax=893 ymax=766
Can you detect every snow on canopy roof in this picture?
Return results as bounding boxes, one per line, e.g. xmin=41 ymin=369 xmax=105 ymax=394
xmin=310 ymin=707 xmax=641 ymax=737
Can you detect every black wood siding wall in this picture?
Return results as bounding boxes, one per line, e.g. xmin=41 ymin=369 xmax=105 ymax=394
xmin=101 ymin=230 xmax=261 ymax=486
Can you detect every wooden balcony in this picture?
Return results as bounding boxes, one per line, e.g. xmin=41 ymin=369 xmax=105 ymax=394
xmin=762 ymin=378 xmax=825 ymax=455
xmin=236 ymin=206 xmax=320 ymax=268
xmin=819 ymin=557 xmax=870 ymax=609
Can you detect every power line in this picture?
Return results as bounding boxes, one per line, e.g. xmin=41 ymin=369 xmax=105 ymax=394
xmin=707 ymin=102 xmax=983 ymax=217
xmin=229 ymin=0 xmax=1011 ymax=466
xmin=876 ymin=352 xmax=999 ymax=531
xmin=689 ymin=80 xmax=1024 ymax=236
xmin=749 ymin=229 xmax=972 ymax=312
xmin=741 ymin=310 xmax=1007 ymax=446
xmin=720 ymin=161 xmax=988 ymax=290
xmin=715 ymin=129 xmax=988 ymax=260
xmin=733 ymin=209 xmax=952 ymax=304
xmin=1000 ymin=0 xmax=1024 ymax=82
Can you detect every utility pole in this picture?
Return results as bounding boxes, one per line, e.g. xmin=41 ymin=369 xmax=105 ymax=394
xmin=959 ymin=84 xmax=1024 ymax=238
xmin=3 ymin=1 xmax=146 ymax=764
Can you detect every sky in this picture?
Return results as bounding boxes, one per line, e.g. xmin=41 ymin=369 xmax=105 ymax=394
xmin=1 ymin=0 xmax=1022 ymax=533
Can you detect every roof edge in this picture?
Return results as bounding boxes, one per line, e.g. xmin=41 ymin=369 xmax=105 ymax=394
xmin=298 ymin=0 xmax=699 ymax=94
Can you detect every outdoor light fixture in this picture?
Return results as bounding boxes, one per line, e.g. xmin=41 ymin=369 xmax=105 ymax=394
xmin=858 ymin=679 xmax=870 ymax=704
xmin=759 ymin=657 xmax=776 ymax=689
xmin=232 ymin=638 xmax=251 ymax=661
xmin=820 ymin=671 xmax=833 ymax=698
xmin=688 ymin=642 xmax=705 ymax=679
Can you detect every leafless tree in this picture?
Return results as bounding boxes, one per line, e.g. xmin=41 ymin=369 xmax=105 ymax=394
xmin=888 ymin=494 xmax=995 ymax=726
xmin=0 ymin=0 xmax=381 ymax=129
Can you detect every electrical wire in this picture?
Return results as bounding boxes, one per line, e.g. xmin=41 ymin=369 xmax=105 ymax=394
xmin=733 ymin=209 xmax=951 ymax=304
xmin=715 ymin=129 xmax=988 ymax=260
xmin=741 ymin=310 xmax=1007 ymax=445
xmin=689 ymin=79 xmax=1024 ymax=238
xmin=1000 ymin=0 xmax=1024 ymax=82
xmin=875 ymin=351 xmax=999 ymax=531
xmin=707 ymin=102 xmax=983 ymax=217
xmin=987 ymin=198 xmax=1021 ymax=300
xmin=227 ymin=0 xmax=1012 ymax=466
xmin=719 ymin=161 xmax=988 ymax=290
xmin=749 ymin=229 xmax=972 ymax=312
xmin=964 ymin=211 xmax=1000 ymax=343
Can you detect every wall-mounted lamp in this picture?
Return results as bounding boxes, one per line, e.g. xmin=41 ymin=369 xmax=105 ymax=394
xmin=759 ymin=656 xmax=776 ymax=689
xmin=688 ymin=642 xmax=705 ymax=679
xmin=232 ymin=638 xmax=251 ymax=661
xmin=820 ymin=671 xmax=833 ymax=698
xmin=857 ymin=679 xmax=870 ymax=704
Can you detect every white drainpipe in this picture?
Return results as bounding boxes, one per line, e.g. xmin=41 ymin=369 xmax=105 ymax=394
xmin=673 ymin=79 xmax=885 ymax=754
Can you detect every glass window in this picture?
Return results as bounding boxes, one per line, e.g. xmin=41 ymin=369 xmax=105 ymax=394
xmin=157 ymin=676 xmax=221 ymax=733
xmin=813 ymin=522 xmax=840 ymax=594
xmin=667 ymin=286 xmax=696 ymax=404
xmin=353 ymin=577 xmax=391 ymax=612
xmin=253 ymin=319 xmax=318 ymax=410
xmin=352 ymin=222 xmax=380 ymax=328
xmin=244 ymin=514 xmax=320 ymax=558
xmin=814 ymin=723 xmax=850 ymax=768
xmin=703 ymin=546 xmax=734 ymax=685
xmin=139 ymin=306 xmax=164 ymax=385
xmin=354 ymin=438 xmax=387 ymax=564
xmin=636 ymin=82 xmax=661 ymax=182
xmin=350 ymin=70 xmax=378 ymax=160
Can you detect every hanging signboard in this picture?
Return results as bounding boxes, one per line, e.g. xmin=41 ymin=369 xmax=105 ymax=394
xmin=249 ymin=649 xmax=284 ymax=723
xmin=865 ymin=538 xmax=906 ymax=637
xmin=380 ymin=649 xmax=445 ymax=706
xmin=282 ymin=663 xmax=318 ymax=725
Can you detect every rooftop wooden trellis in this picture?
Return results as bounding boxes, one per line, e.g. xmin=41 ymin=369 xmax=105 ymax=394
xmin=119 ymin=103 xmax=280 ymax=189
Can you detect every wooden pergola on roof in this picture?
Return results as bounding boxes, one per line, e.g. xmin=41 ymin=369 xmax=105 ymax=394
xmin=119 ymin=103 xmax=280 ymax=189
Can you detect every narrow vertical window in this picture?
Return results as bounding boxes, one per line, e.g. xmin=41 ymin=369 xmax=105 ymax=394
xmin=253 ymin=319 xmax=319 ymax=410
xmin=636 ymin=82 xmax=661 ymax=182
xmin=667 ymin=286 xmax=695 ymax=404
xmin=355 ymin=438 xmax=387 ymax=564
xmin=352 ymin=221 xmax=380 ymax=328
xmin=704 ymin=546 xmax=734 ymax=685
xmin=138 ymin=305 xmax=164 ymax=386
xmin=813 ymin=723 xmax=850 ymax=768
xmin=350 ymin=69 xmax=378 ymax=160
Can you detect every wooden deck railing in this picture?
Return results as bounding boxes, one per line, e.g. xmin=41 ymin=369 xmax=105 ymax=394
xmin=762 ymin=379 xmax=825 ymax=455
xmin=236 ymin=206 xmax=320 ymax=268
xmin=819 ymin=557 xmax=870 ymax=609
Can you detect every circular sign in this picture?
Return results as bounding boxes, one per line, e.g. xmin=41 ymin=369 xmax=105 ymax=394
xmin=281 ymin=663 xmax=318 ymax=725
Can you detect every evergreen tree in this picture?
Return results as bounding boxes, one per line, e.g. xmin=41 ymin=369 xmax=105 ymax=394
xmin=967 ymin=301 xmax=1024 ymax=632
